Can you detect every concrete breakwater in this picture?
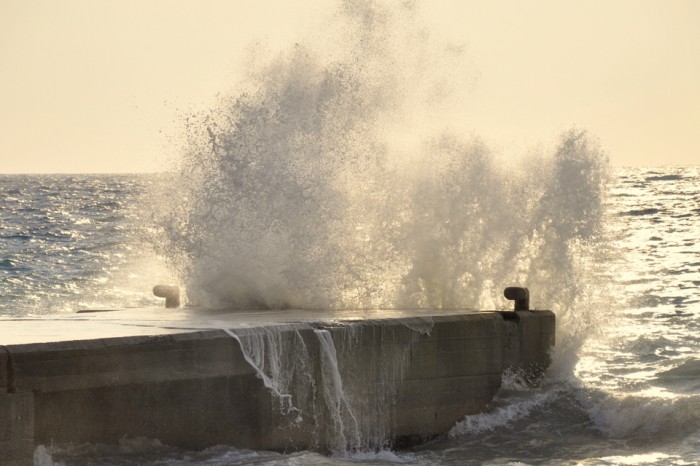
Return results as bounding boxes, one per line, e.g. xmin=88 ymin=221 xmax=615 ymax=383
xmin=0 ymin=309 xmax=554 ymax=465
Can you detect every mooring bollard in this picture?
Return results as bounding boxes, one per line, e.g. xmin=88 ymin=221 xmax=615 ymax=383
xmin=504 ymin=287 xmax=529 ymax=311
xmin=153 ymin=285 xmax=180 ymax=308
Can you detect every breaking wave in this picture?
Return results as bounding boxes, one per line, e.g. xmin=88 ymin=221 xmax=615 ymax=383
xmin=152 ymin=2 xmax=609 ymax=318
xmin=147 ymin=4 xmax=614 ymax=393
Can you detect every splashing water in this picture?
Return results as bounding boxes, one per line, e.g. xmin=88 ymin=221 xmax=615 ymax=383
xmin=150 ymin=1 xmax=612 ymax=386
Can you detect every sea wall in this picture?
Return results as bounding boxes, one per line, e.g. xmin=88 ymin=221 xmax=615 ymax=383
xmin=0 ymin=310 xmax=554 ymax=465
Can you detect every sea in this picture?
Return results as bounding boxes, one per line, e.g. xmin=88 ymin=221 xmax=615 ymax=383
xmin=1 ymin=167 xmax=698 ymax=466
xmin=3 ymin=3 xmax=700 ymax=464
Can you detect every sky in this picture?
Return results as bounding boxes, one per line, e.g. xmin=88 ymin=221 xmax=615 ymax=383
xmin=0 ymin=0 xmax=698 ymax=173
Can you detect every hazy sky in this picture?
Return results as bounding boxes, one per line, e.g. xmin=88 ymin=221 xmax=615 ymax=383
xmin=1 ymin=0 xmax=698 ymax=173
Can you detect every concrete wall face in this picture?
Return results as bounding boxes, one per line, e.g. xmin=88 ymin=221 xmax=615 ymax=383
xmin=0 ymin=311 xmax=554 ymax=464
xmin=500 ymin=311 xmax=556 ymax=380
xmin=0 ymin=392 xmax=34 ymax=466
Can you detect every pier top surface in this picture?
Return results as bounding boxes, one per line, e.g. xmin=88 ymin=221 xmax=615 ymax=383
xmin=0 ymin=307 xmax=486 ymax=346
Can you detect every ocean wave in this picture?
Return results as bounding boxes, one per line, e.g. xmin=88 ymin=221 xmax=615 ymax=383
xmin=618 ymin=208 xmax=664 ymax=216
xmin=645 ymin=174 xmax=684 ymax=182
xmin=449 ymin=386 xmax=561 ymax=436
xmin=580 ymin=390 xmax=700 ymax=440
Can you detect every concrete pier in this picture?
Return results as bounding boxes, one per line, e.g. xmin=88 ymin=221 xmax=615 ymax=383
xmin=0 ymin=308 xmax=554 ymax=465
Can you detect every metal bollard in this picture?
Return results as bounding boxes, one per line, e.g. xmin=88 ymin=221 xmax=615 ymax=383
xmin=153 ymin=285 xmax=180 ymax=308
xmin=504 ymin=287 xmax=529 ymax=311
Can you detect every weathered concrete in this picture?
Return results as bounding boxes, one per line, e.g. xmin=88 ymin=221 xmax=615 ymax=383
xmin=0 ymin=310 xmax=554 ymax=463
xmin=0 ymin=392 xmax=34 ymax=466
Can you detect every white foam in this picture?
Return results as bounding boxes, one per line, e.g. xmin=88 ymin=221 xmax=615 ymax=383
xmin=33 ymin=445 xmax=64 ymax=466
xmin=339 ymin=449 xmax=416 ymax=463
xmin=449 ymin=389 xmax=559 ymax=436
